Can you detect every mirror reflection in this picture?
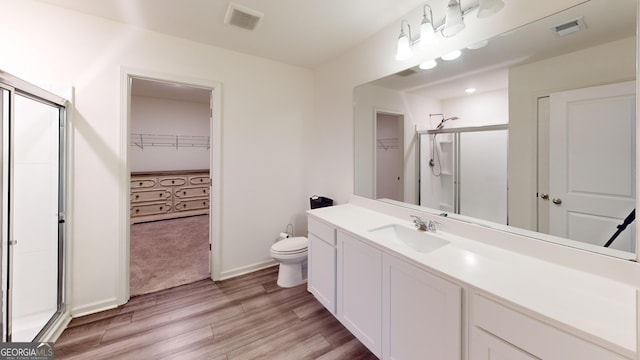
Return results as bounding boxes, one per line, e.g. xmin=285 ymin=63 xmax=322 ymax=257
xmin=354 ymin=0 xmax=637 ymax=258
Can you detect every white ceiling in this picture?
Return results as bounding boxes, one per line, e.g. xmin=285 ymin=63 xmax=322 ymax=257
xmin=33 ymin=0 xmax=426 ymax=69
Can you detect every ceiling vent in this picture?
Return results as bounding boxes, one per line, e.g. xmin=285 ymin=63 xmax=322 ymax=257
xmin=224 ymin=3 xmax=264 ymax=31
xmin=552 ymin=17 xmax=586 ymax=37
xmin=396 ymin=68 xmax=418 ymax=77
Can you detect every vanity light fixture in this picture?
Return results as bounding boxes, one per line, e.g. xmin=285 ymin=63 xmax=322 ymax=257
xmin=477 ymin=0 xmax=505 ymax=19
xmin=441 ymin=50 xmax=462 ymax=61
xmin=394 ymin=0 xmax=505 ymax=61
xmin=443 ymin=0 xmax=465 ymax=37
xmin=419 ymin=59 xmax=438 ymax=69
xmin=395 ymin=20 xmax=414 ymax=61
xmin=419 ymin=4 xmax=437 ymax=49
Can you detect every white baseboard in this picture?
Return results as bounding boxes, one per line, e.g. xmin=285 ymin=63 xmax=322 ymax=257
xmin=219 ymin=259 xmax=278 ymax=281
xmin=70 ymin=298 xmax=119 ymax=318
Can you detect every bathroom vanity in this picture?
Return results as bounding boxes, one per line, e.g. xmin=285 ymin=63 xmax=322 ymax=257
xmin=307 ymin=197 xmax=637 ymax=359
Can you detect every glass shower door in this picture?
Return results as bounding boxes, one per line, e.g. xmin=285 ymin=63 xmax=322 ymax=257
xmin=7 ymin=92 xmax=63 ymax=341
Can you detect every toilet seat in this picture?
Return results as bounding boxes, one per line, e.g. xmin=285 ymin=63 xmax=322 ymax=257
xmin=271 ymin=236 xmax=308 ymax=255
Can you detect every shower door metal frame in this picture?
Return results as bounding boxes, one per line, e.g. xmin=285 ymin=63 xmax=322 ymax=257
xmin=418 ymin=124 xmax=508 ymax=215
xmin=0 ymin=70 xmax=68 ymax=342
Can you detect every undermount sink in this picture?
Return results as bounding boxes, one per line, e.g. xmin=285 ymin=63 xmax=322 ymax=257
xmin=368 ymin=224 xmax=450 ymax=253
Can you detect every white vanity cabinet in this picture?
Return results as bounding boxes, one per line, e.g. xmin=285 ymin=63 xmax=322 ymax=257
xmin=469 ymin=293 xmax=630 ymax=360
xmin=334 ymin=228 xmax=463 ymax=359
xmin=307 ymin=217 xmax=337 ymax=314
xmin=337 ymin=230 xmax=383 ymax=357
xmin=382 ymin=254 xmax=462 ymax=360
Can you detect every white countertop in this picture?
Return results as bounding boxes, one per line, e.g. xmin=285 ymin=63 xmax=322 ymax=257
xmin=308 ymin=203 xmax=637 ymax=357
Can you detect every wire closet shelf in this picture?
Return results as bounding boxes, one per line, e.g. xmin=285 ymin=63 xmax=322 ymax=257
xmin=130 ymin=133 xmax=210 ymax=150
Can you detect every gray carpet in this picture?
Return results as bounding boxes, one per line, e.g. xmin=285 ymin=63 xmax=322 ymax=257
xmin=130 ymin=215 xmax=210 ymax=296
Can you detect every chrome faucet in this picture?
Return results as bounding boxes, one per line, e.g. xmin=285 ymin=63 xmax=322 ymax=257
xmin=427 ymin=220 xmax=439 ymax=232
xmin=411 ymin=215 xmax=439 ymax=232
xmin=411 ymin=215 xmax=427 ymax=231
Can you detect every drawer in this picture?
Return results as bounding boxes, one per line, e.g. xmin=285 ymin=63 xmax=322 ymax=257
xmin=131 ymin=189 xmax=171 ymax=202
xmin=189 ymin=175 xmax=210 ymax=185
xmin=175 ymin=186 xmax=209 ymax=199
xmin=159 ymin=176 xmax=187 ymax=187
xmin=471 ymin=293 xmax=628 ymax=360
xmin=308 ymin=217 xmax=336 ymax=245
xmin=131 ymin=201 xmax=172 ymax=217
xmin=175 ymin=198 xmax=209 ymax=212
xmin=131 ymin=178 xmax=157 ymax=189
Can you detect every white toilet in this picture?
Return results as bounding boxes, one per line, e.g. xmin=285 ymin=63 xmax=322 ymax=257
xmin=270 ymin=236 xmax=308 ymax=288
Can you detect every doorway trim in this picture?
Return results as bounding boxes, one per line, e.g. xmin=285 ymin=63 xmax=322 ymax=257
xmin=119 ymin=67 xmax=222 ymax=304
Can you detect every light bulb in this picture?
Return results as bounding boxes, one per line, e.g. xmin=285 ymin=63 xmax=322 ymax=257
xmin=419 ymin=59 xmax=438 ymax=70
xmin=441 ymin=50 xmax=462 ymax=61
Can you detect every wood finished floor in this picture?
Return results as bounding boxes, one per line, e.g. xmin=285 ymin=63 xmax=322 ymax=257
xmin=54 ymin=266 xmax=377 ymax=360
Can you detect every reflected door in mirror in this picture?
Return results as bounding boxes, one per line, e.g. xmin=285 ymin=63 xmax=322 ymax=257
xmin=547 ymin=81 xmax=636 ymax=252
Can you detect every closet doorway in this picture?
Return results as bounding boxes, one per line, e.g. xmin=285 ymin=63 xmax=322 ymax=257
xmin=123 ymin=72 xmax=221 ymax=299
xmin=375 ymin=111 xmax=404 ymax=201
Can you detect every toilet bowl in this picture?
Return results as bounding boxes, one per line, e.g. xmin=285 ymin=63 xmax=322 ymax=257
xmin=270 ymin=236 xmax=308 ymax=288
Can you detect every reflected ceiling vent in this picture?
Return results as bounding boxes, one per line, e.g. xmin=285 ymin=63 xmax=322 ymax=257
xmin=224 ymin=3 xmax=264 ymax=31
xmin=552 ymin=17 xmax=585 ymax=37
xmin=396 ymin=68 xmax=418 ymax=77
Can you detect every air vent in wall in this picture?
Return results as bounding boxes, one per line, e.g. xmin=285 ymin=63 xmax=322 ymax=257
xmin=224 ymin=3 xmax=264 ymax=31
xmin=396 ymin=69 xmax=418 ymax=77
xmin=552 ymin=17 xmax=586 ymax=37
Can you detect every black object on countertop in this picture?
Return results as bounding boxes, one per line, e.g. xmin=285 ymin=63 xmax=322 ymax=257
xmin=310 ymin=195 xmax=333 ymax=209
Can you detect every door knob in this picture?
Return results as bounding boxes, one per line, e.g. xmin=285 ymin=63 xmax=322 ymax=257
xmin=540 ymin=193 xmax=549 ymax=200
xmin=552 ymin=198 xmax=562 ymax=205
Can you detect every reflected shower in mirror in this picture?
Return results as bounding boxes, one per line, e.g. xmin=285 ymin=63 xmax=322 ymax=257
xmin=354 ymin=0 xmax=637 ymax=259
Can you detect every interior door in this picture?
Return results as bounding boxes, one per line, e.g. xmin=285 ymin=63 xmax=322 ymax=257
xmin=548 ymin=81 xmax=636 ymax=252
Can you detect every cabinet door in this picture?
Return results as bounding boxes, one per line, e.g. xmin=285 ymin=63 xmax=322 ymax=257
xmin=308 ymin=233 xmax=336 ymax=314
xmin=382 ymin=254 xmax=462 ymax=360
xmin=470 ymin=327 xmax=537 ymax=360
xmin=337 ymin=231 xmax=382 ymax=357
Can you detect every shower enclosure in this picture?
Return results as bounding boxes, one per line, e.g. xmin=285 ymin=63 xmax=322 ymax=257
xmin=419 ymin=125 xmax=508 ymax=225
xmin=0 ymin=71 xmax=68 ymax=341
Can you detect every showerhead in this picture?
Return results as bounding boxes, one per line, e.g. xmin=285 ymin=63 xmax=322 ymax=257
xmin=436 ymin=116 xmax=459 ymax=130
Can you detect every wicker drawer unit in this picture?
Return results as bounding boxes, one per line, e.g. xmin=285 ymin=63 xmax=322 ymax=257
xmin=130 ymin=170 xmax=210 ymax=223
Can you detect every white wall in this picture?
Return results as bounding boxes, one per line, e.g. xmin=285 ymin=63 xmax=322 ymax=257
xmin=130 ymin=95 xmax=210 ymax=172
xmin=442 ymin=89 xmax=509 ymax=128
xmin=0 ymin=0 xmax=314 ymax=315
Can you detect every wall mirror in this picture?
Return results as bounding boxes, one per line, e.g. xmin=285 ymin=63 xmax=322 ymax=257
xmin=354 ymin=0 xmax=637 ymax=259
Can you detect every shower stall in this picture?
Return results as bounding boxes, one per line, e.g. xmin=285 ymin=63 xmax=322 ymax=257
xmin=419 ymin=124 xmax=508 ymax=225
xmin=0 ymin=71 xmax=68 ymax=341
